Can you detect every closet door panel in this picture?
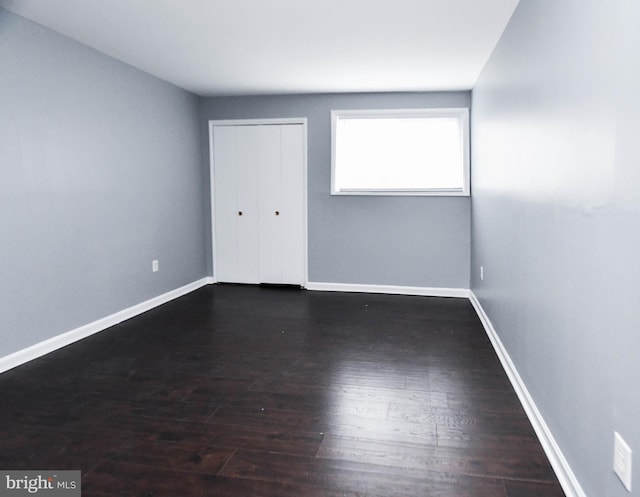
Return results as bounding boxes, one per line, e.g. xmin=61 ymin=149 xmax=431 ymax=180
xmin=213 ymin=125 xmax=260 ymax=284
xmin=233 ymin=126 xmax=261 ymax=284
xmin=280 ymin=124 xmax=305 ymax=285
xmin=213 ymin=126 xmax=239 ymax=283
xmin=258 ymin=125 xmax=284 ymax=284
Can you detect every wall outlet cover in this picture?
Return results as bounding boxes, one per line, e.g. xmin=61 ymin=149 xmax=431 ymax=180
xmin=614 ymin=431 xmax=632 ymax=492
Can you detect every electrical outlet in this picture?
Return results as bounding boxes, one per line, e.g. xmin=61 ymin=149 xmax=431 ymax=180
xmin=152 ymin=260 xmax=159 ymax=273
xmin=480 ymin=266 xmax=484 ymax=281
xmin=614 ymin=431 xmax=632 ymax=491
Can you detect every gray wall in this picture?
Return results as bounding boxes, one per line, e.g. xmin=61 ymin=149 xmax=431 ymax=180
xmin=201 ymin=92 xmax=471 ymax=289
xmin=0 ymin=9 xmax=206 ymax=357
xmin=471 ymin=1 xmax=640 ymax=496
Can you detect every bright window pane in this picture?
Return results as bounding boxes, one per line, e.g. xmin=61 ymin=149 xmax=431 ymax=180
xmin=332 ymin=109 xmax=469 ymax=196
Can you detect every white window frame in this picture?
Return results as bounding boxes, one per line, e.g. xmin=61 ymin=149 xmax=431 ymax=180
xmin=331 ymin=107 xmax=470 ymax=196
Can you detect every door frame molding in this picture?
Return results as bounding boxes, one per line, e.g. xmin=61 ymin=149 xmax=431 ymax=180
xmin=208 ymin=118 xmax=309 ymax=286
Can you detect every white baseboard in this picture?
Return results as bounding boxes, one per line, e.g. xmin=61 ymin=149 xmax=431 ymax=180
xmin=0 ymin=278 xmax=211 ymax=374
xmin=306 ymin=281 xmax=470 ymax=298
xmin=469 ymin=291 xmax=587 ymax=497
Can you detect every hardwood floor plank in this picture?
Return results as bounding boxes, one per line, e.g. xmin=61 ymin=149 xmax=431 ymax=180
xmin=505 ymin=479 xmax=567 ymax=497
xmin=249 ymin=377 xmax=446 ymax=406
xmin=260 ymin=367 xmax=409 ymax=390
xmin=92 ymin=414 xmax=324 ymax=456
xmin=220 ymin=449 xmax=508 ymax=497
xmin=208 ymin=402 xmax=389 ymax=432
xmin=182 ymin=388 xmax=333 ymax=414
xmin=207 ymin=405 xmax=327 ymax=432
xmin=317 ymin=434 xmax=558 ymax=482
xmin=105 ymin=440 xmax=235 ymax=474
xmin=85 ymin=460 xmax=368 ymax=497
xmin=389 ymin=403 xmax=538 ymax=438
xmin=0 ymin=427 xmax=128 ymax=476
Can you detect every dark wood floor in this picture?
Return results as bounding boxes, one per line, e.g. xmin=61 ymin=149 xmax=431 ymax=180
xmin=0 ymin=285 xmax=565 ymax=496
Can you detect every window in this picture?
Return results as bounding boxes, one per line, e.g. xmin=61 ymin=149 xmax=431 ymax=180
xmin=331 ymin=108 xmax=469 ymax=196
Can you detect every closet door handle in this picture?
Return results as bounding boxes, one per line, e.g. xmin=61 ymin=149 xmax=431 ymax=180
xmin=275 ymin=211 xmax=280 ymax=216
xmin=238 ymin=211 xmax=243 ymax=216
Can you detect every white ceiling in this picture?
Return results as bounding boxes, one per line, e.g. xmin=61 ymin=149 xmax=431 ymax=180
xmin=0 ymin=0 xmax=520 ymax=97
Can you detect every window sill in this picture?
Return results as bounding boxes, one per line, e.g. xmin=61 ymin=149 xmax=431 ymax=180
xmin=331 ymin=188 xmax=469 ymax=197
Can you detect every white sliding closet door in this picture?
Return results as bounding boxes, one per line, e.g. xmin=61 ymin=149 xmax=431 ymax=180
xmin=213 ymin=123 xmax=305 ymax=285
